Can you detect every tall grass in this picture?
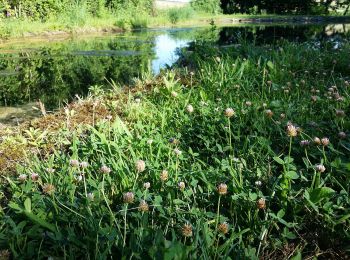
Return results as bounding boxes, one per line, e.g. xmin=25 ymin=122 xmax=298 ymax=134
xmin=0 ymin=5 xmax=200 ymax=38
xmin=0 ymin=39 xmax=349 ymax=259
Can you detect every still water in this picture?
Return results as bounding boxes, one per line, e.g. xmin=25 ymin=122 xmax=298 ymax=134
xmin=0 ymin=23 xmax=349 ymax=124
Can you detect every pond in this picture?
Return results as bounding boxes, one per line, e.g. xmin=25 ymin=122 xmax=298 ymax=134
xmin=0 ymin=23 xmax=349 ymax=125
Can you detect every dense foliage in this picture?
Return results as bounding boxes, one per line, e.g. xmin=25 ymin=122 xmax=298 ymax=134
xmin=190 ymin=0 xmax=222 ymax=14
xmin=220 ymin=0 xmax=350 ymax=14
xmin=0 ymin=0 xmax=155 ymax=20
xmin=0 ymin=34 xmax=349 ymax=258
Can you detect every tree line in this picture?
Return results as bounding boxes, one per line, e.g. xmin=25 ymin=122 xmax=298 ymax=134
xmin=220 ymin=0 xmax=350 ymax=15
xmin=0 ymin=0 xmax=154 ymax=20
xmin=191 ymin=0 xmax=350 ymax=15
xmin=1 ymin=0 xmax=350 ymax=21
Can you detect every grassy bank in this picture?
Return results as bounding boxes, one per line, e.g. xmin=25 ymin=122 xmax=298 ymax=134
xmin=2 ymin=8 xmax=350 ymax=41
xmin=0 ymin=37 xmax=349 ymax=258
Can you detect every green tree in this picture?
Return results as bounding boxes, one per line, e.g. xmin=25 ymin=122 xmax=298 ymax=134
xmin=191 ymin=0 xmax=222 ymax=14
xmin=220 ymin=0 xmax=347 ymax=15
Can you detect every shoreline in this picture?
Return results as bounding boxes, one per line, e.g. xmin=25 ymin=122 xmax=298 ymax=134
xmin=1 ymin=15 xmax=349 ymax=45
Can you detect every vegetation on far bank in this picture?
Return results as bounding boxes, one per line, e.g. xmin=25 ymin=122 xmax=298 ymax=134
xmin=1 ymin=0 xmax=350 ymax=39
xmin=0 ymin=36 xmax=349 ymax=258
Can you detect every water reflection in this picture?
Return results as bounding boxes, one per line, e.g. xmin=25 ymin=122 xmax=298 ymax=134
xmin=152 ymin=34 xmax=190 ymax=73
xmin=0 ymin=23 xmax=349 ymax=124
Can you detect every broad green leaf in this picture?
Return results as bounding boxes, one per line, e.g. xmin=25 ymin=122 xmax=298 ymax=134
xmin=8 ymin=202 xmax=23 ymax=212
xmin=284 ymin=156 xmax=294 ymax=164
xmin=286 ymin=171 xmax=299 ymax=179
xmin=24 ymin=211 xmax=56 ymax=232
xmin=273 ymin=156 xmax=284 ymax=165
xmin=290 ymin=251 xmax=302 ymax=260
xmin=24 ymin=198 xmax=31 ymax=212
xmin=309 ymin=187 xmax=336 ymax=204
xmin=267 ymin=61 xmax=274 ymax=69
xmin=277 ymin=209 xmax=285 ymax=219
xmin=173 ymin=199 xmax=185 ymax=205
xmin=249 ymin=192 xmax=257 ymax=201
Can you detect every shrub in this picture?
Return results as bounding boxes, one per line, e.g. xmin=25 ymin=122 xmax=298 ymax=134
xmin=167 ymin=7 xmax=194 ymax=24
xmin=131 ymin=16 xmax=149 ymax=29
xmin=191 ymin=0 xmax=221 ymax=14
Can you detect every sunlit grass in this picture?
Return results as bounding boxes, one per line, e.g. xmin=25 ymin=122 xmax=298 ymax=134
xmin=0 ymin=37 xmax=349 ymax=259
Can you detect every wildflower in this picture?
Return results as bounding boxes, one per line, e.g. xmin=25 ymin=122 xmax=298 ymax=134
xmin=284 ymin=89 xmax=289 ymax=94
xmin=18 ymin=174 xmax=27 ymax=182
xmin=143 ymin=182 xmax=151 ymax=189
xmin=106 ymin=115 xmax=112 ymax=120
xmin=42 ymin=184 xmax=55 ymax=195
xmin=245 ymin=101 xmax=252 ymax=106
xmin=218 ymin=222 xmax=229 ymax=235
xmin=160 ymin=170 xmax=169 ymax=181
xmin=321 ymin=137 xmax=330 ymax=146
xmin=257 ymin=198 xmax=266 ymax=209
xmin=0 ymin=250 xmax=10 ymax=259
xmin=339 ymin=131 xmax=346 ymax=139
xmin=123 ymin=192 xmax=134 ymax=204
xmin=100 ymin=165 xmax=111 ymax=174
xmin=262 ymin=103 xmax=267 ymax=108
xmin=80 ymin=161 xmax=89 ymax=168
xmin=70 ymin=159 xmax=79 ymax=167
xmin=215 ymin=57 xmax=221 ymax=63
xmin=178 ymin=181 xmax=185 ymax=190
xmin=225 ymin=108 xmax=235 ymax=118
xmin=174 ymin=148 xmax=182 ymax=156
xmin=345 ymin=81 xmax=349 ymax=86
xmin=169 ymin=138 xmax=180 ymax=145
xmin=313 ymin=137 xmax=321 ymax=145
xmin=31 ymin=173 xmax=39 ymax=182
xmin=181 ymin=223 xmax=193 ymax=237
xmin=287 ymin=124 xmax=298 ymax=137
xmin=315 ymin=164 xmax=326 ymax=173
xmin=171 ymin=91 xmax=178 ymax=98
xmin=267 ymin=81 xmax=272 ymax=85
xmin=300 ymin=140 xmax=310 ymax=147
xmin=217 ymin=183 xmax=228 ymax=195
xmin=135 ymin=160 xmax=146 ymax=173
xmin=336 ymin=109 xmax=345 ymax=117
xmin=300 ymin=80 xmax=306 ymax=85
xmin=75 ymin=175 xmax=83 ymax=182
xmin=46 ymin=168 xmax=55 ymax=174
xmin=255 ymin=180 xmax=262 ymax=187
xmin=280 ymin=113 xmax=286 ymax=119
xmin=87 ymin=192 xmax=94 ymax=201
xmin=265 ymin=109 xmax=273 ymax=118
xmin=138 ymin=200 xmax=149 ymax=212
xmin=147 ymin=139 xmax=154 ymax=145
xmin=232 ymin=157 xmax=240 ymax=163
xmin=134 ymin=98 xmax=141 ymax=104
xmin=186 ymin=104 xmax=194 ymax=113
xmin=311 ymin=95 xmax=318 ymax=102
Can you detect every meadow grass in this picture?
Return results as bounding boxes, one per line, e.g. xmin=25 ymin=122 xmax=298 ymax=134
xmin=2 ymin=5 xmax=348 ymax=40
xmin=0 ymin=39 xmax=349 ymax=259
